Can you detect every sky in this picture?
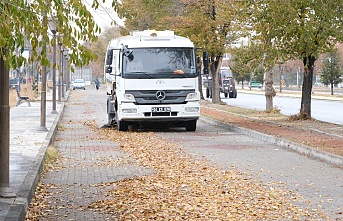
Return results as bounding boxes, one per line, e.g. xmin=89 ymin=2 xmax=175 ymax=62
xmin=83 ymin=0 xmax=124 ymax=31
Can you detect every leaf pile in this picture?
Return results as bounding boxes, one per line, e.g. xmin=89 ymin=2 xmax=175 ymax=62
xmin=89 ymin=129 xmax=328 ymax=220
xmin=25 ymin=182 xmax=58 ymax=220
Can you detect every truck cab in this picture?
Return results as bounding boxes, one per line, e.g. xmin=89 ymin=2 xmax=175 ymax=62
xmin=104 ymin=30 xmax=200 ymax=131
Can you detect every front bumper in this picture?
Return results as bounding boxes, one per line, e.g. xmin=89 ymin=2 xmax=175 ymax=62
xmin=117 ymin=102 xmax=200 ymax=122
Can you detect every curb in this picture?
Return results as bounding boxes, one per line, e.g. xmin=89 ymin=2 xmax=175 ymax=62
xmin=4 ymin=104 xmax=65 ymax=221
xmin=200 ymin=117 xmax=343 ymax=167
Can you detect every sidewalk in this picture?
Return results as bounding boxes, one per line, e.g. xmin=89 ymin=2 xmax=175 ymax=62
xmin=0 ymin=93 xmax=64 ymax=221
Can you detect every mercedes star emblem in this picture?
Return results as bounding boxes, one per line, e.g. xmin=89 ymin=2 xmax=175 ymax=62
xmin=156 ymin=91 xmax=166 ymax=100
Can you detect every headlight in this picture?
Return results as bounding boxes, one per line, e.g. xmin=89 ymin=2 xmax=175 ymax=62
xmin=122 ymin=108 xmax=137 ymax=113
xmin=185 ymin=107 xmax=199 ymax=112
xmin=186 ymin=92 xmax=199 ymax=101
xmin=124 ymin=93 xmax=135 ymax=102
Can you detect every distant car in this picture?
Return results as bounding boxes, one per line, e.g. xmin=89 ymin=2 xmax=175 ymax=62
xmin=9 ymin=78 xmax=19 ymax=89
xmin=220 ymin=78 xmax=237 ymax=98
xmin=72 ymin=79 xmax=86 ymax=90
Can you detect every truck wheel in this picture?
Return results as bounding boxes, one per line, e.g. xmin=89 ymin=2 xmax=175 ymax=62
xmin=118 ymin=120 xmax=128 ymax=131
xmin=206 ymin=88 xmax=210 ymax=98
xmin=224 ymin=92 xmax=228 ymax=98
xmin=185 ymin=120 xmax=197 ymax=131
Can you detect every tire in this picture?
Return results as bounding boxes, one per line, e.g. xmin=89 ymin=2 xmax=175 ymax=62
xmin=185 ymin=120 xmax=197 ymax=131
xmin=118 ymin=120 xmax=128 ymax=131
xmin=224 ymin=92 xmax=228 ymax=98
xmin=206 ymin=88 xmax=210 ymax=98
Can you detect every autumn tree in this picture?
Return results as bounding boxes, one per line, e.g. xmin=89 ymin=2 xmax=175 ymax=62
xmin=229 ymin=55 xmax=251 ymax=89
xmin=229 ymin=43 xmax=264 ymax=90
xmin=238 ymin=0 xmax=343 ymax=118
xmin=88 ymin=27 xmax=122 ymax=79
xmin=117 ymin=0 xmax=238 ymax=104
xmin=0 ymin=0 xmax=113 ymax=195
xmin=117 ymin=0 xmax=180 ymax=33
xmin=182 ymin=1 xmax=238 ymax=104
xmin=320 ymin=49 xmax=343 ymax=95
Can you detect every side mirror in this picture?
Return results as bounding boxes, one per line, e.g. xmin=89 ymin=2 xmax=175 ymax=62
xmin=106 ymin=66 xmax=112 ymax=73
xmin=127 ymin=51 xmax=134 ymax=62
xmin=122 ymin=44 xmax=134 ymax=61
xmin=106 ymin=49 xmax=113 ymax=66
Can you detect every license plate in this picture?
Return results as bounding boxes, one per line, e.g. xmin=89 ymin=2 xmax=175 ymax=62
xmin=152 ymin=107 xmax=171 ymax=112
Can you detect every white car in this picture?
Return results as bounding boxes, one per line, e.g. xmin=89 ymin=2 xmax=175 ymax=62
xmin=72 ymin=79 xmax=86 ymax=90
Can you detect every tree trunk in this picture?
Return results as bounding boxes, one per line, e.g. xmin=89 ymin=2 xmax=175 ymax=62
xmin=300 ymin=55 xmax=315 ymax=118
xmin=331 ymin=83 xmax=334 ymax=95
xmin=279 ymin=64 xmax=283 ymax=93
xmin=211 ymin=57 xmax=222 ymax=104
xmin=249 ymin=73 xmax=252 ymax=90
xmin=265 ymin=69 xmax=276 ymax=111
xmin=0 ymin=50 xmax=10 ymax=189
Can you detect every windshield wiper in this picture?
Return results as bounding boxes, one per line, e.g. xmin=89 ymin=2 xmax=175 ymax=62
xmin=125 ymin=72 xmax=154 ymax=79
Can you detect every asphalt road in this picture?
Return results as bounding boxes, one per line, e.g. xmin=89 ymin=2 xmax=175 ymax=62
xmin=220 ymin=91 xmax=343 ymax=125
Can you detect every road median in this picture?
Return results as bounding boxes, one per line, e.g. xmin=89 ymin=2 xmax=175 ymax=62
xmin=200 ymin=100 xmax=343 ymax=166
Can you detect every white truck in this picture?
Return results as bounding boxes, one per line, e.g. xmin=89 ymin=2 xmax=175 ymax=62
xmin=104 ymin=30 xmax=200 ymax=131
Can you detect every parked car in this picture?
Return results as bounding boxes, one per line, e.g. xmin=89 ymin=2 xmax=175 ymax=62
xmin=72 ymin=79 xmax=86 ymax=90
xmin=9 ymin=78 xmax=19 ymax=89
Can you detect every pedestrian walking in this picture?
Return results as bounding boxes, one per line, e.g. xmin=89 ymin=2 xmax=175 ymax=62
xmin=95 ymin=77 xmax=100 ymax=90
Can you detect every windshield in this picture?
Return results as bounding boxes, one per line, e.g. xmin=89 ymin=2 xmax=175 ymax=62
xmin=10 ymin=79 xmax=18 ymax=84
xmin=123 ymin=48 xmax=196 ymax=79
xmin=220 ymin=70 xmax=231 ymax=78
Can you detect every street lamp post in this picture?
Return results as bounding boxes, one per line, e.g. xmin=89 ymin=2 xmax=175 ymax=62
xmin=63 ymin=49 xmax=69 ymax=97
xmin=48 ymin=16 xmax=58 ymax=114
xmin=61 ymin=47 xmax=65 ymax=99
xmin=39 ymin=13 xmax=48 ymax=131
xmin=66 ymin=54 xmax=70 ymax=90
xmin=58 ymin=40 xmax=63 ymax=102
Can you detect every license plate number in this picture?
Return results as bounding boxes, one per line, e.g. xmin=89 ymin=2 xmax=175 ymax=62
xmin=152 ymin=107 xmax=171 ymax=112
